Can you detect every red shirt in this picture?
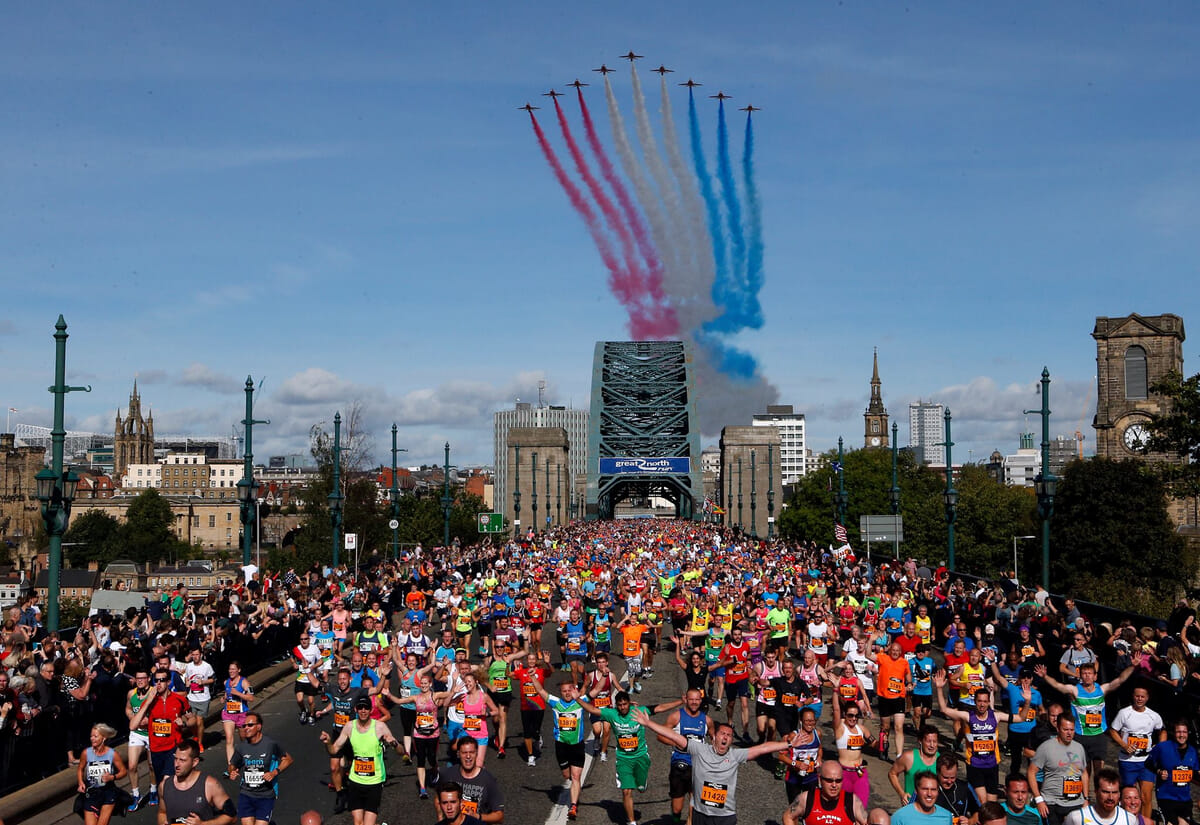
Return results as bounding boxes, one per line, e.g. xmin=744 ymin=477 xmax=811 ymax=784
xmin=146 ymin=692 xmax=188 ymax=753
xmin=895 ymin=632 xmax=920 ymax=657
xmin=513 ymin=665 xmax=551 ymax=711
xmin=720 ymin=640 xmax=752 ymax=682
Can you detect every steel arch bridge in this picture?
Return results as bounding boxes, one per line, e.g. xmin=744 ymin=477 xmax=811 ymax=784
xmin=585 ymin=341 xmax=704 ymax=521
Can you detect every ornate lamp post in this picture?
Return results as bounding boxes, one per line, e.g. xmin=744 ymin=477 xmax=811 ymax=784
xmin=833 ymin=437 xmax=849 ymax=529
xmin=441 ymin=442 xmax=452 ymax=547
xmin=942 ymin=408 xmax=958 ymax=572
xmin=329 ymin=412 xmax=343 ymax=567
xmin=390 ymin=424 xmax=407 ymax=560
xmin=35 ymin=316 xmax=90 ymax=632
xmin=890 ymin=421 xmax=901 ymax=558
xmin=544 ymin=460 xmax=551 ymax=530
xmin=1025 ymin=368 xmax=1056 ymax=589
xmin=749 ymin=450 xmax=758 ymax=538
xmin=530 ymin=451 xmax=539 ymax=536
xmin=736 ymin=457 xmax=744 ymax=530
xmin=767 ymin=443 xmax=775 ymax=539
xmin=512 ymin=444 xmax=521 ymax=539
xmin=237 ymin=376 xmax=268 ymax=567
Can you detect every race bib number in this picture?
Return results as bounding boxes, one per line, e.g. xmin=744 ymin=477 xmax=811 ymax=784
xmin=700 ymin=782 xmax=728 ymax=808
xmin=243 ymin=770 xmax=265 ymax=788
xmin=334 ymin=712 xmax=350 ymax=727
xmin=1062 ymin=779 xmax=1083 ymax=799
xmin=760 ymin=688 xmax=777 ymax=702
xmin=352 ymin=757 xmax=375 ymax=777
xmin=464 ymin=716 xmax=482 ymax=732
xmin=558 ymin=715 xmax=578 ymax=731
xmin=151 ymin=720 xmax=173 ymax=738
xmin=1023 ymin=707 xmax=1037 ymax=721
xmin=617 ymin=734 xmax=639 ymax=752
xmin=189 ymin=681 xmax=203 ymax=694
xmin=87 ymin=763 xmax=108 ymax=783
xmin=522 ymin=683 xmax=538 ymax=697
xmin=1128 ymin=735 xmax=1150 ymax=754
xmin=1084 ymin=711 xmax=1102 ymax=727
xmin=226 ymin=700 xmax=242 ymax=714
xmin=416 ymin=713 xmax=437 ymax=732
xmin=972 ymin=737 xmax=995 ymax=752
xmin=1172 ymin=768 xmax=1193 ymax=785
xmin=847 ymin=734 xmax=864 ymax=749
xmin=781 ymin=694 xmax=797 ymax=707
xmin=732 ymin=661 xmax=747 ymax=675
xmin=840 ymin=685 xmax=857 ymax=700
xmin=492 ymin=678 xmax=510 ymax=692
xmin=888 ymin=676 xmax=903 ymax=693
xmin=796 ymin=757 xmax=816 ymax=774
xmin=568 ymin=639 xmax=581 ymax=651
xmin=462 ymin=799 xmax=479 ymax=816
xmin=594 ymin=695 xmax=611 ymax=708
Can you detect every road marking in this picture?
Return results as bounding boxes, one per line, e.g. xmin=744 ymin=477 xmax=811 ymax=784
xmin=543 ymin=735 xmax=598 ymax=825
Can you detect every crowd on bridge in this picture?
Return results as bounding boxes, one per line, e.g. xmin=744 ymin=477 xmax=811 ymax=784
xmin=2 ymin=519 xmax=1200 ymax=825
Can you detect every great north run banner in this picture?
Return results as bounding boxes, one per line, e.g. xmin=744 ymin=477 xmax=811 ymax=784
xmin=598 ymin=457 xmax=691 ymax=474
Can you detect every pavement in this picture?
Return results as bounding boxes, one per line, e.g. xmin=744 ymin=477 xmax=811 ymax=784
xmin=28 ymin=647 xmax=913 ymax=825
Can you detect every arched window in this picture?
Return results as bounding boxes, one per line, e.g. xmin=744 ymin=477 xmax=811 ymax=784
xmin=1124 ymin=345 xmax=1148 ymax=399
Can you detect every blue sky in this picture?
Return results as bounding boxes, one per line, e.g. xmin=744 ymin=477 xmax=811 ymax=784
xmin=2 ymin=3 xmax=1198 ymax=468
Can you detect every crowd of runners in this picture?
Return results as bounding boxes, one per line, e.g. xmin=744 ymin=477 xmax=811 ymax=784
xmin=9 ymin=517 xmax=1200 ymax=825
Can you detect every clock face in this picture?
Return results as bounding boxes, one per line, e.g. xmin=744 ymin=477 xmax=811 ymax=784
xmin=1123 ymin=422 xmax=1149 ymax=452
xmin=870 ymin=437 xmax=881 ymax=447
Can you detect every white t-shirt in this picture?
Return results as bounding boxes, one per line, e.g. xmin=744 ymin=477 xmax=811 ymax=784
xmin=183 ymin=660 xmax=215 ymax=703
xmin=1110 ymin=705 xmax=1164 ymax=762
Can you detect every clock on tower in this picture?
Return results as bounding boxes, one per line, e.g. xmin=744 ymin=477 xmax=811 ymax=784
xmin=864 ymin=349 xmax=889 ymax=448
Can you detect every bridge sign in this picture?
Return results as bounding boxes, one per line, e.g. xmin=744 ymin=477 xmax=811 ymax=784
xmin=598 ymin=457 xmax=691 ymax=474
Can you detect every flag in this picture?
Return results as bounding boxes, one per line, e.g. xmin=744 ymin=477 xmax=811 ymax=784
xmin=830 ymin=460 xmax=843 ymax=473
xmin=834 ymin=522 xmax=848 ymax=544
xmin=7 ymin=408 xmax=15 ymax=413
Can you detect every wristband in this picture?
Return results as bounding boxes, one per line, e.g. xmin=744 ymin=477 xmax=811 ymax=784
xmin=1034 ymin=796 xmax=1044 ymax=804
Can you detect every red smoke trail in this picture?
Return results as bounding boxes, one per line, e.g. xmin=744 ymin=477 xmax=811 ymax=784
xmin=529 ymin=112 xmax=655 ymax=338
xmin=576 ymin=89 xmax=678 ymax=337
xmin=552 ymin=99 xmax=641 ymax=316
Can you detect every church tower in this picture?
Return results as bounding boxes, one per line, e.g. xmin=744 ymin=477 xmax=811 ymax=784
xmin=864 ymin=349 xmax=889 ymax=448
xmin=114 ymin=380 xmax=155 ymax=478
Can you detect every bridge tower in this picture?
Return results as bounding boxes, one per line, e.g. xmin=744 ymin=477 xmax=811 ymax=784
xmin=585 ymin=341 xmax=704 ymax=520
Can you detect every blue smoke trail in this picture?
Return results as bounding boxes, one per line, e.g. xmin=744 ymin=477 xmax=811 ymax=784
xmin=687 ymin=89 xmax=731 ymax=322
xmin=712 ymin=98 xmax=755 ymax=331
xmin=741 ymin=111 xmax=765 ymax=318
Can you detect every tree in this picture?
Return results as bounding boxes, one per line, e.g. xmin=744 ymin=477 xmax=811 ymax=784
xmin=1050 ymin=457 xmax=1194 ymax=614
xmin=1146 ymin=370 xmax=1200 ymax=498
xmin=119 ymin=488 xmax=189 ymax=565
xmin=63 ymin=509 xmax=122 ymax=568
xmin=952 ymin=465 xmax=1039 ymax=580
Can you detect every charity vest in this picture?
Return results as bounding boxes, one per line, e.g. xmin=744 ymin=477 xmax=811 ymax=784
xmin=1073 ymin=684 xmax=1107 ymax=736
xmin=348 ymin=723 xmax=385 ymax=785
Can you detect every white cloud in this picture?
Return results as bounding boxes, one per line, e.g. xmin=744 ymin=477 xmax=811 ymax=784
xmin=177 ymin=364 xmax=243 ymax=395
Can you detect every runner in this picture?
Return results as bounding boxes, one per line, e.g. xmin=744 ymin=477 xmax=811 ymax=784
xmin=874 ymin=640 xmax=911 ymax=761
xmin=779 ymin=707 xmax=823 ymax=804
xmin=636 ymin=708 xmax=790 ymax=825
xmin=1107 ymin=685 xmax=1163 ymax=817
xmin=1145 ymin=719 xmax=1198 ymax=825
xmin=528 ymin=674 xmax=588 ymax=820
xmin=76 ymin=723 xmax=128 ymax=825
xmin=228 ymin=711 xmax=292 ymax=825
xmin=831 ymin=686 xmax=876 ymax=808
xmin=387 ymin=667 xmax=454 ymax=798
xmin=313 ymin=666 xmax=373 ymax=813
xmin=124 ymin=669 xmax=155 ymax=812
xmin=888 ymin=725 xmax=941 ymax=806
xmin=180 ymin=647 xmax=215 ymax=749
xmin=320 ymin=697 xmax=403 ymax=825
xmin=585 ymin=651 xmax=619 ymax=761
xmin=657 ymin=688 xmax=714 ymax=824
xmin=781 ymin=762 xmax=871 ymax=825
xmin=1035 ymin=657 xmax=1138 ymax=778
xmin=437 ymin=737 xmax=505 ymax=824
xmin=158 ymin=739 xmax=236 ymax=825
xmin=934 ymin=673 xmax=1020 ymax=803
xmin=1029 ymin=713 xmax=1090 ymax=825
xmin=291 ymin=631 xmax=325 ymax=726
xmin=220 ymin=661 xmax=254 ymax=768
xmin=128 ymin=667 xmax=189 ymax=811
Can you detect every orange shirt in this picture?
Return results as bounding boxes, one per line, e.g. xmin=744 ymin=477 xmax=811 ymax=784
xmin=877 ymin=653 xmax=909 ymax=700
xmin=620 ymin=624 xmax=648 ymax=658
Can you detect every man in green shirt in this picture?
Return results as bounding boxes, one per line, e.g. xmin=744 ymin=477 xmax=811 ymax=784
xmin=530 ymin=675 xmax=588 ymax=820
xmin=766 ymin=604 xmax=792 ymax=656
xmin=576 ymin=690 xmax=681 ymax=825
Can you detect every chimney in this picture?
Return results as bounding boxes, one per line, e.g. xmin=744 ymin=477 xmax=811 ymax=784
xmin=88 ymin=560 xmax=100 ymax=572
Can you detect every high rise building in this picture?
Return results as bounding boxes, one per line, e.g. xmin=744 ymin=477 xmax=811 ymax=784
xmin=752 ymin=405 xmax=807 ymax=484
xmin=494 ymin=402 xmax=588 ymax=520
xmin=909 ymin=401 xmax=945 ymax=466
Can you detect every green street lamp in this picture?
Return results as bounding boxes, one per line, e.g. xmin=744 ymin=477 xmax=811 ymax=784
xmin=942 ymin=408 xmax=958 ymax=572
xmin=390 ymin=424 xmax=407 ymax=560
xmin=767 ymin=444 xmax=775 ymax=539
xmin=329 ymin=412 xmax=343 ymax=568
xmin=441 ymin=442 xmax=452 ymax=547
xmin=512 ymin=444 xmax=521 ymax=539
xmin=749 ymin=449 xmax=758 ymax=538
xmin=833 ymin=437 xmax=849 ymax=528
xmin=890 ymin=421 xmax=901 ymax=559
xmin=238 ymin=376 xmax=268 ymax=567
xmin=35 ymin=316 xmax=90 ymax=632
xmin=1025 ymin=367 xmax=1056 ymax=590
xmin=736 ymin=457 xmax=744 ymax=530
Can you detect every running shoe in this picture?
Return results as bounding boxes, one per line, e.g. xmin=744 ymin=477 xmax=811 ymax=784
xmin=568 ymin=804 xmax=578 ymax=820
xmin=528 ymin=755 xmax=537 ymax=766
xmin=127 ymin=794 xmax=142 ymax=813
xmin=600 ymin=751 xmax=608 ymax=762
xmin=147 ymin=790 xmax=158 ymax=808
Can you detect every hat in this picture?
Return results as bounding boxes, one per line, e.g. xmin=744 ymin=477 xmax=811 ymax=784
xmin=1018 ymin=624 xmax=1030 ymax=632
xmin=1019 ymin=667 xmax=1034 ymax=679
xmin=985 ymin=624 xmax=995 ymax=635
xmin=354 ymin=697 xmax=372 ymax=710
xmin=109 ymin=642 xmax=126 ymax=652
xmin=1156 ymin=620 xmax=1168 ymax=631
